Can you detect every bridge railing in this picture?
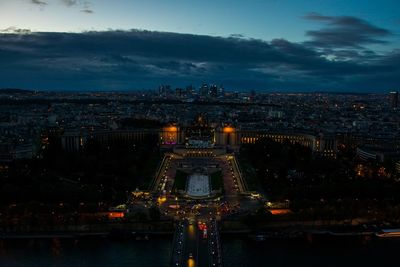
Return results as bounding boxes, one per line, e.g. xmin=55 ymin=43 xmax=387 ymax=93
xmin=170 ymin=220 xmax=186 ymax=267
xmin=150 ymin=154 xmax=169 ymax=192
xmin=231 ymin=155 xmax=248 ymax=192
xmin=209 ymin=219 xmax=223 ymax=267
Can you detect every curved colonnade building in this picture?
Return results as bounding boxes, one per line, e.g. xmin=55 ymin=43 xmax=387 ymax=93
xmin=61 ymin=125 xmax=337 ymax=158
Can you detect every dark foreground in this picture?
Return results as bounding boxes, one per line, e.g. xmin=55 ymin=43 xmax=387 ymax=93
xmin=1 ymin=236 xmax=400 ymax=267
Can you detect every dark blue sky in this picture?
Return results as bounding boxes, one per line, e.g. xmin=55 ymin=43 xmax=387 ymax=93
xmin=0 ymin=0 xmax=399 ymax=92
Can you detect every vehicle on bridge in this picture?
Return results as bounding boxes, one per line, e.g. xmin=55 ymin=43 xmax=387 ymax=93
xmin=203 ymin=228 xmax=208 ymax=239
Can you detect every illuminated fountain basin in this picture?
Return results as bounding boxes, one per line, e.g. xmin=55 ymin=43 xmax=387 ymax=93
xmin=186 ymin=173 xmax=210 ymax=198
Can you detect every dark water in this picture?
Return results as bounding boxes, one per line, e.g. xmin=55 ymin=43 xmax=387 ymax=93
xmin=0 ymin=237 xmax=172 ymax=267
xmin=223 ymin=237 xmax=400 ymax=267
xmin=1 ymin=236 xmax=399 ymax=267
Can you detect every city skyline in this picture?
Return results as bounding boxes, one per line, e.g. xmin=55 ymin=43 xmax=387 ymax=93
xmin=0 ymin=1 xmax=399 ymax=91
xmin=1 ymin=88 xmax=400 ymax=267
xmin=1 ymin=2 xmax=400 ymax=266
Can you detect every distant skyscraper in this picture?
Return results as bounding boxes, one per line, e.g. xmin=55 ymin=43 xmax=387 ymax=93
xmin=389 ymin=91 xmax=398 ymax=109
xmin=175 ymin=88 xmax=183 ymax=98
xmin=186 ymin=85 xmax=195 ymax=96
xmin=200 ymin=84 xmax=209 ymax=97
xmin=218 ymin=85 xmax=224 ymax=96
xmin=209 ymin=85 xmax=218 ymax=98
xmin=159 ymin=84 xmax=171 ymax=97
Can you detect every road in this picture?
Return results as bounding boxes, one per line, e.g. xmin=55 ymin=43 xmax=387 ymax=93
xmin=171 ymin=218 xmax=222 ymax=267
xmin=183 ymin=220 xmax=209 ymax=267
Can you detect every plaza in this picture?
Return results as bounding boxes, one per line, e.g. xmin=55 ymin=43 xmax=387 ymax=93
xmin=186 ymin=174 xmax=210 ymax=198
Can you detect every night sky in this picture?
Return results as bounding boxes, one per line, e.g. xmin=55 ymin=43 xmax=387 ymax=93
xmin=0 ymin=0 xmax=399 ymax=92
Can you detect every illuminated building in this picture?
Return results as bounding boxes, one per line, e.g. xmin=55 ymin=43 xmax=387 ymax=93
xmin=59 ymin=118 xmax=338 ymax=158
xmin=215 ymin=126 xmax=239 ymax=148
xmin=160 ymin=125 xmax=183 ymax=146
xmin=238 ymin=130 xmax=315 ymax=148
xmin=236 ymin=130 xmax=337 ymax=157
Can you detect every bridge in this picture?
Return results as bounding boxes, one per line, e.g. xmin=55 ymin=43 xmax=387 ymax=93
xmin=147 ymin=151 xmax=259 ymax=267
xmin=170 ymin=218 xmax=223 ymax=267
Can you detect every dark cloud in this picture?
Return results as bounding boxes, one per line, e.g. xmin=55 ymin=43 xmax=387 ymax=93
xmin=27 ymin=0 xmax=93 ymax=13
xmin=81 ymin=9 xmax=93 ymax=14
xmin=30 ymin=0 xmax=47 ymax=5
xmin=61 ymin=0 xmax=77 ymax=7
xmin=59 ymin=0 xmax=94 ymax=13
xmin=229 ymin=34 xmax=245 ymax=39
xmin=81 ymin=0 xmax=93 ymax=14
xmin=304 ymin=12 xmax=392 ymax=48
xmin=0 ymin=27 xmax=31 ymax=34
xmin=0 ymin=29 xmax=398 ymax=92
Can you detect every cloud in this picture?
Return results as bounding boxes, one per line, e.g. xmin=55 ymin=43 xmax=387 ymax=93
xmin=27 ymin=0 xmax=93 ymax=13
xmin=304 ymin=12 xmax=392 ymax=48
xmin=0 ymin=27 xmax=31 ymax=34
xmin=60 ymin=0 xmax=93 ymax=13
xmin=81 ymin=9 xmax=93 ymax=14
xmin=81 ymin=0 xmax=93 ymax=14
xmin=60 ymin=0 xmax=77 ymax=7
xmin=30 ymin=0 xmax=47 ymax=5
xmin=229 ymin=34 xmax=245 ymax=39
xmin=0 ymin=29 xmax=398 ymax=92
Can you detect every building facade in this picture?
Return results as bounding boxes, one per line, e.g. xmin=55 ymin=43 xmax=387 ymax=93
xmin=59 ymin=123 xmax=338 ymax=157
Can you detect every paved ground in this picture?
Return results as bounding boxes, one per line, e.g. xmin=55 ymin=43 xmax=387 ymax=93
xmin=153 ymin=153 xmax=182 ymax=194
xmin=187 ymin=174 xmax=210 ymax=197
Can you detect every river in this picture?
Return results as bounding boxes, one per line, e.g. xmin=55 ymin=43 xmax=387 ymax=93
xmin=0 ymin=236 xmax=399 ymax=267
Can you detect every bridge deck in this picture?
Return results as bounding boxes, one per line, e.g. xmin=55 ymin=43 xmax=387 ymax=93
xmin=170 ymin=219 xmax=223 ymax=267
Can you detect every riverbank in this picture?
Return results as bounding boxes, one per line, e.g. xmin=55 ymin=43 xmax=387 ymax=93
xmin=1 ymin=218 xmax=398 ymax=240
xmin=0 ymin=220 xmax=175 ymax=239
